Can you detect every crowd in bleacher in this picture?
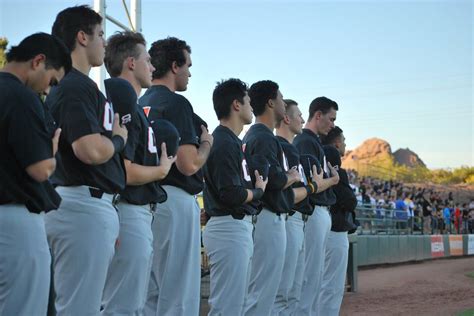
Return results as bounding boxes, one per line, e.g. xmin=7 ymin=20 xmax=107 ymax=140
xmin=347 ymin=171 xmax=474 ymax=235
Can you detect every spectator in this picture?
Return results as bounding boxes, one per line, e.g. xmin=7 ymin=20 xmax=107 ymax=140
xmin=443 ymin=206 xmax=451 ymax=234
xmin=421 ymin=197 xmax=432 ymax=235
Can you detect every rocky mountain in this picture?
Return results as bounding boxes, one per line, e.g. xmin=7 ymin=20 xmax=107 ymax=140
xmin=342 ymin=138 xmax=426 ymax=170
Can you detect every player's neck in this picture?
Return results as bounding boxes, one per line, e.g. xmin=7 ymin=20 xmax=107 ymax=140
xmin=304 ymin=121 xmax=321 ymax=137
xmin=275 ymin=128 xmax=295 ymax=144
xmin=0 ymin=63 xmax=28 ymax=85
xmin=71 ymin=50 xmax=92 ymax=76
xmin=255 ymin=114 xmax=275 ymax=132
xmin=151 ymin=76 xmax=177 ymax=92
xmin=118 ymin=73 xmax=141 ymax=96
xmin=220 ymin=117 xmax=243 ymax=136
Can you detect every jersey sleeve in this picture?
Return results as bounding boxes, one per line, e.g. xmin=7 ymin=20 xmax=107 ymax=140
xmin=211 ymin=143 xmax=248 ymax=206
xmin=166 ymin=96 xmax=198 ymax=147
xmin=56 ymin=88 xmax=103 ymax=144
xmin=8 ymin=94 xmax=54 ymax=169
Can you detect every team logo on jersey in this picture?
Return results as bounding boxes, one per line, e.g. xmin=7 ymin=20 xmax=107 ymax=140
xmin=143 ymin=106 xmax=151 ymax=117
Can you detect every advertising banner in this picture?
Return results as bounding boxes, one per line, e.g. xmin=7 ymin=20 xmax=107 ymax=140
xmin=431 ymin=235 xmax=444 ymax=257
xmin=448 ymin=235 xmax=463 ymax=256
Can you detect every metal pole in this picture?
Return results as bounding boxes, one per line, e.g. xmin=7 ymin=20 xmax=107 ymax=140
xmin=131 ymin=0 xmax=142 ymax=32
xmin=106 ymin=14 xmax=133 ymax=32
xmin=92 ymin=0 xmax=107 ymax=93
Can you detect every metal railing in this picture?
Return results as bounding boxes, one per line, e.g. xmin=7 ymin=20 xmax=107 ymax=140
xmin=355 ymin=203 xmax=421 ymax=235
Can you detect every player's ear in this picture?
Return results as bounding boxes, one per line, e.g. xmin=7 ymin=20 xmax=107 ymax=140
xmin=171 ymin=61 xmax=179 ymax=74
xmin=31 ymin=54 xmax=46 ymax=70
xmin=76 ymin=30 xmax=88 ymax=47
xmin=232 ymin=99 xmax=241 ymax=112
xmin=126 ymin=56 xmax=135 ymax=71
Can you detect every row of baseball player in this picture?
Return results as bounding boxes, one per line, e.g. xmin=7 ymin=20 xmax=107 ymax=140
xmin=0 ymin=4 xmax=358 ymax=316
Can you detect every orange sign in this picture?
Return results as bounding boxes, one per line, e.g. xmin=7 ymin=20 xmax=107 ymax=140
xmin=448 ymin=235 xmax=463 ymax=256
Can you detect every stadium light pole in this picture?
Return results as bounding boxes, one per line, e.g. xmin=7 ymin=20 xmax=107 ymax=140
xmin=92 ymin=0 xmax=142 ymax=92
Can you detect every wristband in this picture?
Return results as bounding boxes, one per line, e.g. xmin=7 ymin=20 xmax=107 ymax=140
xmin=250 ymin=188 xmax=264 ymax=201
xmin=311 ymin=180 xmax=318 ymax=194
xmin=111 ymin=135 xmax=125 ymax=153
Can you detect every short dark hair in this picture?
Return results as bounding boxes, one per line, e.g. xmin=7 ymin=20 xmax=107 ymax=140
xmin=52 ymin=5 xmax=103 ymax=52
xmin=322 ymin=126 xmax=343 ymax=145
xmin=6 ymin=32 xmax=72 ymax=73
xmin=148 ymin=37 xmax=191 ymax=79
xmin=308 ymin=96 xmax=338 ymax=120
xmin=105 ymin=31 xmax=146 ymax=77
xmin=248 ymin=80 xmax=279 ymax=116
xmin=212 ymin=78 xmax=248 ymax=120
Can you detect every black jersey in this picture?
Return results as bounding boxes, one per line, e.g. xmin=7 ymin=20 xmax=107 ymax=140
xmin=293 ymin=128 xmax=336 ymax=207
xmin=46 ymin=68 xmax=126 ymax=194
xmin=203 ymin=125 xmax=259 ymax=217
xmin=242 ymin=124 xmax=294 ymax=214
xmin=324 ymin=145 xmax=357 ymax=232
xmin=139 ymin=85 xmax=203 ymax=195
xmin=120 ymin=104 xmax=167 ymax=205
xmin=276 ymin=136 xmax=312 ymax=215
xmin=0 ymin=72 xmax=61 ymax=213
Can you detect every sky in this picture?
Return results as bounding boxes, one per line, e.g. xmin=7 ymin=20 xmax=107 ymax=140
xmin=1 ymin=0 xmax=472 ymax=169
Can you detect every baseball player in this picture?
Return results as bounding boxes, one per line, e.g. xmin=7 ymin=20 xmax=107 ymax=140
xmin=139 ymin=37 xmax=213 ymax=316
xmin=100 ymin=31 xmax=177 ymax=315
xmin=273 ymin=99 xmax=311 ymax=315
xmin=274 ymin=99 xmax=337 ymax=315
xmin=44 ymin=6 xmax=129 ymax=315
xmin=242 ymin=80 xmax=302 ymax=316
xmin=293 ymin=97 xmax=340 ymax=316
xmin=0 ymin=32 xmax=70 ymax=316
xmin=202 ymin=78 xmax=268 ymax=315
xmin=318 ymin=126 xmax=358 ymax=316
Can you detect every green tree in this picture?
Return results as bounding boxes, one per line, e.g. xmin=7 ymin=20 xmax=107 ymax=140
xmin=0 ymin=37 xmax=8 ymax=69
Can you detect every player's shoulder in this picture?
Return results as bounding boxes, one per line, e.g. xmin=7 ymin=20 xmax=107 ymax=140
xmin=57 ymin=69 xmax=97 ymax=95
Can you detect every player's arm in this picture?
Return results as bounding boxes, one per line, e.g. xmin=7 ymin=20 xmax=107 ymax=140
xmin=25 ymin=128 xmax=61 ymax=182
xmin=175 ymin=125 xmax=213 ymax=176
xmin=72 ymin=113 xmax=128 ymax=165
xmin=125 ymin=143 xmax=176 ymax=185
xmin=211 ymin=144 xmax=267 ymax=206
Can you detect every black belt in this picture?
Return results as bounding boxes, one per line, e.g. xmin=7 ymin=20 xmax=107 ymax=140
xmin=230 ymin=213 xmax=258 ymax=224
xmin=88 ymin=187 xmax=105 ymax=199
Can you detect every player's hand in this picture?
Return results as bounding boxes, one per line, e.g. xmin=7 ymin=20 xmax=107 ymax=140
xmin=159 ymin=142 xmax=177 ymax=174
xmin=254 ymin=170 xmax=268 ymax=192
xmin=311 ymin=164 xmax=324 ymax=189
xmin=328 ymin=162 xmax=340 ymax=185
xmin=52 ymin=128 xmax=61 ymax=156
xmin=287 ymin=167 xmax=300 ymax=184
xmin=200 ymin=125 xmax=213 ymax=147
xmin=112 ymin=113 xmax=128 ymax=143
xmin=201 ymin=209 xmax=210 ymax=226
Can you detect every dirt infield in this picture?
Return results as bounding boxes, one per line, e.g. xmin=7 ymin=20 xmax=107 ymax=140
xmin=199 ymin=257 xmax=474 ymax=315
xmin=340 ymin=257 xmax=474 ymax=316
